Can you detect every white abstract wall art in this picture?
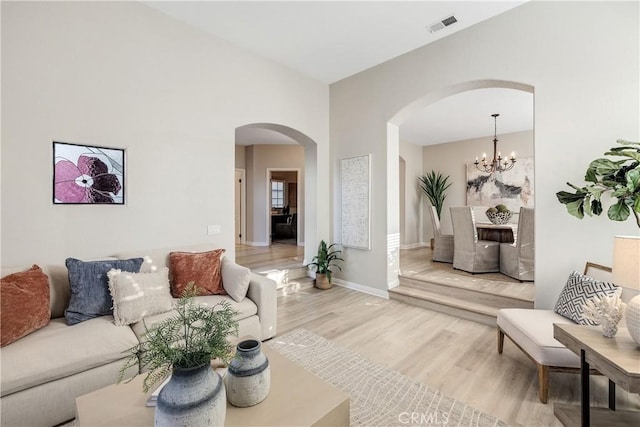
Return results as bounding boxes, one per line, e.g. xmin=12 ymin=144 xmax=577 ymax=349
xmin=341 ymin=154 xmax=371 ymax=250
xmin=466 ymin=157 xmax=534 ymax=211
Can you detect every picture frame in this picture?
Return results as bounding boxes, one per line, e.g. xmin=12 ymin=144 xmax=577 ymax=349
xmin=53 ymin=141 xmax=125 ymax=205
xmin=341 ymin=154 xmax=371 ymax=250
xmin=466 ymin=157 xmax=534 ymax=211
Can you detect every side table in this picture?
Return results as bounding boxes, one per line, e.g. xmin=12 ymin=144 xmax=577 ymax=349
xmin=553 ymin=323 xmax=640 ymax=427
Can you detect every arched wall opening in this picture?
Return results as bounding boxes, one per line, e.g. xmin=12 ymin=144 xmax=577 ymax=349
xmin=387 ymin=79 xmax=535 ymax=288
xmin=235 ymin=123 xmax=318 ymax=264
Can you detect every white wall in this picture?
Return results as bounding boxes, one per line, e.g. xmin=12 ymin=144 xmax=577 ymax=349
xmin=330 ymin=1 xmax=639 ymax=307
xmin=1 ymin=1 xmax=328 ymax=266
xmin=235 ymin=146 xmax=246 ymax=169
xmin=399 ymin=140 xmax=424 ymax=248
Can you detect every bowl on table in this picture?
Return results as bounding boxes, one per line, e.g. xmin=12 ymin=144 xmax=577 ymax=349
xmin=486 ymin=210 xmax=512 ymax=225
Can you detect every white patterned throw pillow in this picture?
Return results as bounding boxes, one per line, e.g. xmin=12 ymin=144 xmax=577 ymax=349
xmin=107 ymin=267 xmax=175 ymax=326
xmin=554 ymin=271 xmax=620 ymax=325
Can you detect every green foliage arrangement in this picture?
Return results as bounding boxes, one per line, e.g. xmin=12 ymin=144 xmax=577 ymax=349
xmin=556 ymin=139 xmax=640 ymax=229
xmin=418 ymin=171 xmax=452 ymax=220
xmin=306 ymin=240 xmax=344 ymax=283
xmin=118 ymin=284 xmax=239 ymax=392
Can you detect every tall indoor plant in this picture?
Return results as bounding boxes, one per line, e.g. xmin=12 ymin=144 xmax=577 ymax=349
xmin=556 ymin=139 xmax=640 ymax=229
xmin=307 ymin=240 xmax=344 ymax=290
xmin=418 ymin=171 xmax=452 ymax=220
xmin=119 ymin=284 xmax=239 ymax=426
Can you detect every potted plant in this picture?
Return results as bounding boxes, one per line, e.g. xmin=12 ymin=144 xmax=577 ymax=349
xmin=118 ymin=284 xmax=239 ymax=426
xmin=419 ymin=171 xmax=452 ymax=220
xmin=556 ymin=139 xmax=640 ymax=229
xmin=307 ymin=240 xmax=344 ymax=289
xmin=418 ymin=171 xmax=452 ymax=248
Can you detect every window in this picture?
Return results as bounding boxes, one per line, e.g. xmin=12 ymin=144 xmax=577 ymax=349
xmin=271 ymin=180 xmax=285 ymax=208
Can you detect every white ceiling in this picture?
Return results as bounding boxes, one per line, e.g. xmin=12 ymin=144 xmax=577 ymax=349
xmin=401 ymin=88 xmax=534 ymax=146
xmin=235 ymin=127 xmax=298 ymax=146
xmin=144 ymin=1 xmax=532 ymax=146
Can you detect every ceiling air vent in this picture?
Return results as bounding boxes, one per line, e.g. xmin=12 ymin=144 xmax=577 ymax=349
xmin=427 ymin=15 xmax=458 ymax=33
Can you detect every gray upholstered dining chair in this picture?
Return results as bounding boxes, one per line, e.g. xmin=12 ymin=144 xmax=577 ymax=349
xmin=500 ymin=207 xmax=534 ymax=281
xmin=429 ymin=206 xmax=454 ymax=263
xmin=449 ymin=206 xmax=500 ymax=273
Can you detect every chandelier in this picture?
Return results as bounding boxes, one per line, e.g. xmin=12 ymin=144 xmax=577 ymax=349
xmin=474 ymin=113 xmax=516 ymax=174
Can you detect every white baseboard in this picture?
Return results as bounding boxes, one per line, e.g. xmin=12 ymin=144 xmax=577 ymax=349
xmin=245 ymin=241 xmax=269 ymax=247
xmin=332 ymin=279 xmax=389 ymax=300
xmin=399 ymin=242 xmax=430 ymax=250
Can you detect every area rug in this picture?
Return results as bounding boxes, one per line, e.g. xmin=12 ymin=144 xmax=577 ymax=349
xmin=267 ymin=329 xmax=506 ymax=427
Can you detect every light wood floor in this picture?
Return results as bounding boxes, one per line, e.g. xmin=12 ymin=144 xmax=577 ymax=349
xmin=237 ymin=244 xmax=640 ymax=426
xmin=236 ymin=242 xmax=304 ymax=271
xmin=399 ymin=246 xmax=535 ymax=302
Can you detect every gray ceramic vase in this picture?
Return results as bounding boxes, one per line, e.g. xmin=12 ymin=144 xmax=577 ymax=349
xmin=155 ymin=363 xmax=226 ymax=427
xmin=225 ymin=339 xmax=270 ymax=407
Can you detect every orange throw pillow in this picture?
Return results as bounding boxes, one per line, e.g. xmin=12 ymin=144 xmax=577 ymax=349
xmin=169 ymin=249 xmax=226 ymax=297
xmin=1 ymin=265 xmax=50 ymax=347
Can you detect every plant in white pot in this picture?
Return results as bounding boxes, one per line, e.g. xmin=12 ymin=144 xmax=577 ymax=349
xmin=419 ymin=171 xmax=452 ymax=248
xmin=418 ymin=171 xmax=452 ymax=221
xmin=119 ymin=284 xmax=238 ymax=427
xmin=307 ymin=240 xmax=344 ymax=290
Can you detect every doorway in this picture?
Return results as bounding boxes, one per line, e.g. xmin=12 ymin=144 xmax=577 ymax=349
xmin=268 ymin=169 xmax=300 ymax=246
xmin=234 ymin=123 xmax=317 ymax=264
xmin=235 ymin=169 xmax=246 ymax=245
xmin=391 ymin=81 xmax=535 ymax=288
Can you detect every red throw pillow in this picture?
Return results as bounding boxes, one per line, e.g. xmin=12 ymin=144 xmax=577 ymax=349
xmin=169 ymin=249 xmax=226 ymax=297
xmin=1 ymin=265 xmax=51 ymax=347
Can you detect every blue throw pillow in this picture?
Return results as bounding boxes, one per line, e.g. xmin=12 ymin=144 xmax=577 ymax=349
xmin=65 ymin=258 xmax=143 ymax=325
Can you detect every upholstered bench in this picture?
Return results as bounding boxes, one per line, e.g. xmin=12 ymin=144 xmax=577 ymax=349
xmin=497 ymin=262 xmax=614 ymax=403
xmin=497 ymin=309 xmax=580 ymax=403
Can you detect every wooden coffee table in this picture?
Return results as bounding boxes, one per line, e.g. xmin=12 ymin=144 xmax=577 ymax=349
xmin=76 ymin=345 xmax=349 ymax=426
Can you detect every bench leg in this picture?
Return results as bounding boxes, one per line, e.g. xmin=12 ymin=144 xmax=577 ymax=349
xmin=537 ymin=364 xmax=549 ymax=404
xmin=497 ymin=328 xmax=505 ymax=354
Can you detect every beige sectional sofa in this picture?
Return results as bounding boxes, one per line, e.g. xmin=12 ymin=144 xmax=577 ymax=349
xmin=0 ymin=245 xmax=277 ymax=427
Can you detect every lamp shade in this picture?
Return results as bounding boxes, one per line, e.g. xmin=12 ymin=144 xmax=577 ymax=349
xmin=613 ymin=235 xmax=640 ymax=290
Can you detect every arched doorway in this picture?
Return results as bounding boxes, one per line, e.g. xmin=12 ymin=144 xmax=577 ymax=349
xmin=388 ymin=80 xmax=535 ymax=287
xmin=235 ymin=123 xmax=318 ymax=265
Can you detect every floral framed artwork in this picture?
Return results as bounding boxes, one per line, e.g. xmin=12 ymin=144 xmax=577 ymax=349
xmin=53 ymin=141 xmax=125 ymax=204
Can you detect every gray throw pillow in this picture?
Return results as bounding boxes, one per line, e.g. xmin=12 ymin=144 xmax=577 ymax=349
xmin=554 ymin=271 xmax=620 ymax=325
xmin=65 ymin=257 xmax=143 ymax=325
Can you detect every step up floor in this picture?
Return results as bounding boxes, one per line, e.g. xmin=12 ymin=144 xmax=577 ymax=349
xmin=251 ymin=263 xmax=314 ymax=296
xmin=390 ymin=274 xmax=534 ymax=327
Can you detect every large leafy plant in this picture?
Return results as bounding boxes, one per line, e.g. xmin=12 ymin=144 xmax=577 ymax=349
xmin=556 ymin=139 xmax=640 ymax=228
xmin=118 ymin=284 xmax=239 ymax=392
xmin=307 ymin=240 xmax=344 ymax=283
xmin=418 ymin=171 xmax=452 ymax=220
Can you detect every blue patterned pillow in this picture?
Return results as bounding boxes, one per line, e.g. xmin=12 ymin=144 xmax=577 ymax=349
xmin=554 ymin=271 xmax=620 ymax=325
xmin=65 ymin=258 xmax=143 ymax=325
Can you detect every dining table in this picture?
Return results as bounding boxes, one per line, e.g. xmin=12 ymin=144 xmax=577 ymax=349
xmin=475 ymin=221 xmax=517 ymax=243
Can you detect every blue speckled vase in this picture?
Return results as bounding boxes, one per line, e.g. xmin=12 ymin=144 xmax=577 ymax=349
xmin=155 ymin=363 xmax=226 ymax=427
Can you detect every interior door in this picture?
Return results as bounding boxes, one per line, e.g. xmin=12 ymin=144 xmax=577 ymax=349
xmin=234 ymin=169 xmax=245 ymax=244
